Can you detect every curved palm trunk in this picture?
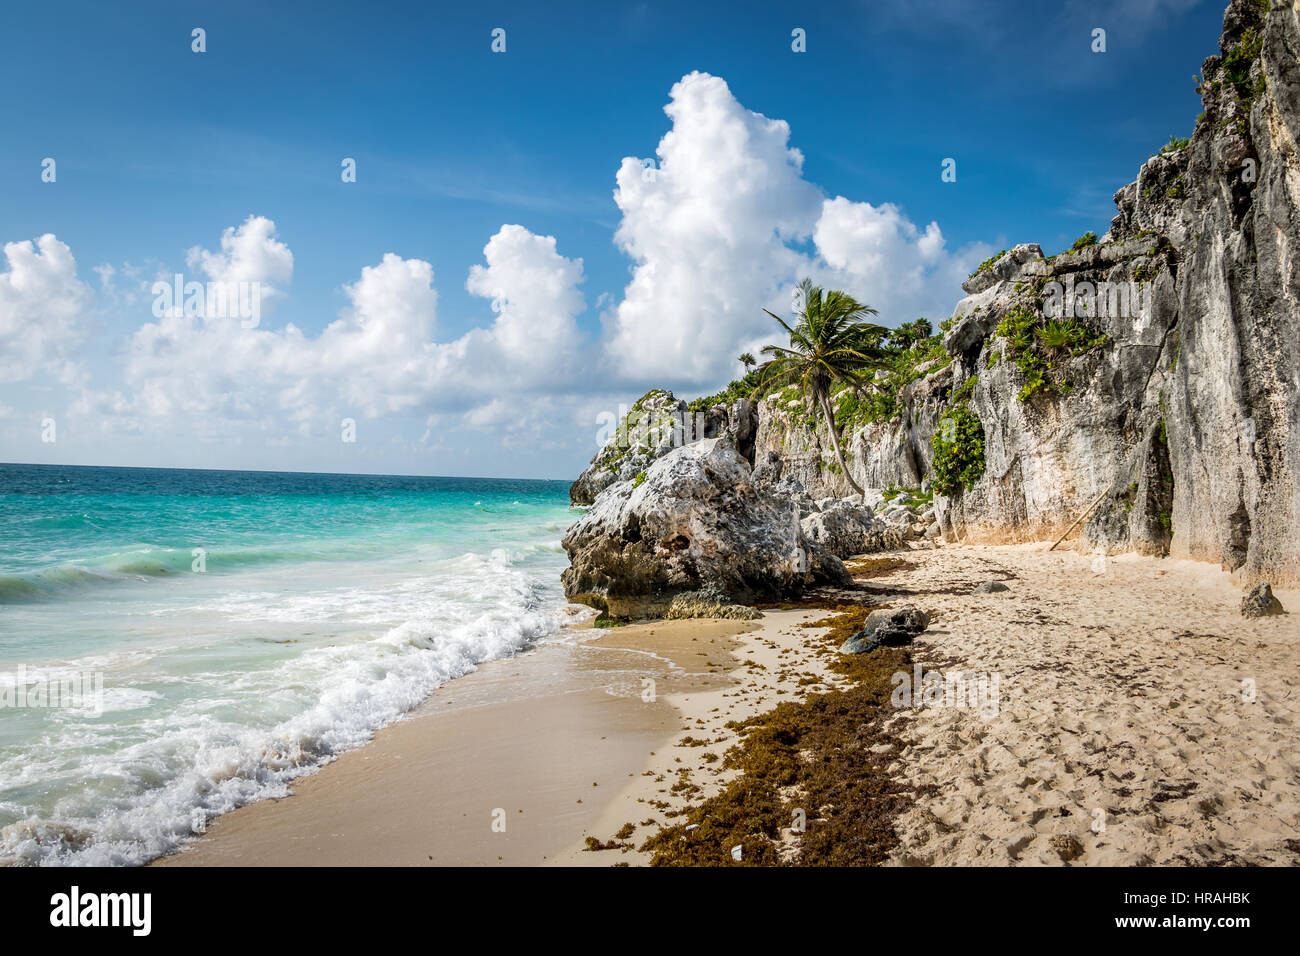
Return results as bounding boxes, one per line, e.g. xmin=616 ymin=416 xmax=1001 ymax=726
xmin=818 ymin=391 xmax=865 ymax=499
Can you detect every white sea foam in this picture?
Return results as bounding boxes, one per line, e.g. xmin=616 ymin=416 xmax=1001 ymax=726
xmin=0 ymin=548 xmax=571 ymax=866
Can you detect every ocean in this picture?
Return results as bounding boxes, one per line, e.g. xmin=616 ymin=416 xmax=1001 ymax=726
xmin=0 ymin=463 xmax=578 ymax=866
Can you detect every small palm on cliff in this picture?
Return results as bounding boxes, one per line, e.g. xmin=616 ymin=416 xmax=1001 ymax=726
xmin=759 ymin=278 xmax=886 ymax=499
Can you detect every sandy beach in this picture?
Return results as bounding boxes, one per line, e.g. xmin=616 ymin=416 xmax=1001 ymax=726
xmin=158 ymin=543 xmax=1298 ymax=867
xmin=885 ymin=546 xmax=1300 ymax=866
xmin=157 ymin=615 xmax=768 ymax=866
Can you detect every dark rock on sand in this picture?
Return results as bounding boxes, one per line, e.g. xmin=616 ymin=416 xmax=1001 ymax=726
xmin=839 ymin=605 xmax=930 ymax=654
xmin=973 ymin=581 xmax=1010 ymax=594
xmin=1049 ymin=834 xmax=1085 ymax=863
xmin=1241 ymin=583 xmax=1285 ymax=618
xmin=808 ymin=545 xmax=854 ymax=588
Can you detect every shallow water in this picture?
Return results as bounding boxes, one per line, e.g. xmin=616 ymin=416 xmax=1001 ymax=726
xmin=0 ymin=463 xmax=579 ymax=865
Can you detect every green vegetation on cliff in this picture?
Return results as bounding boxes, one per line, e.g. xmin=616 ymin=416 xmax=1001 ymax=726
xmin=832 ymin=325 xmax=949 ymax=435
xmin=688 ymin=369 xmax=768 ymax=413
xmin=930 ymin=374 xmax=984 ymax=496
xmin=690 ymin=309 xmax=951 ymax=439
xmin=969 ymin=249 xmax=1007 ymax=279
xmin=994 ymin=305 xmax=1107 ymax=402
xmin=601 ymin=389 xmax=678 ymax=472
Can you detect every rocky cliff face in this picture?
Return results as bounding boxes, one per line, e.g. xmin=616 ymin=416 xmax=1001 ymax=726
xmin=568 ymin=0 xmax=1299 ymax=588
xmin=750 ymin=368 xmax=952 ymax=498
xmin=1137 ymin=0 xmax=1299 ymax=584
xmin=936 ymin=0 xmax=1299 ymax=585
xmin=934 ymin=235 xmax=1180 ymax=556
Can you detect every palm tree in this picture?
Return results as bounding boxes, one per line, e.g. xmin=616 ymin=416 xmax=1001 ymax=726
xmin=738 ymin=352 xmax=756 ymax=372
xmin=759 ymin=278 xmax=887 ymax=499
xmin=889 ymin=318 xmax=933 ymax=350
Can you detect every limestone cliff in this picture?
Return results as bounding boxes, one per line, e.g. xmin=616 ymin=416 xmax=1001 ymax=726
xmin=936 ymin=0 xmax=1299 ymax=585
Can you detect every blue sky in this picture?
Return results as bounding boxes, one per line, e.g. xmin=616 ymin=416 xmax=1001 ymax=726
xmin=1 ymin=0 xmax=1224 ymax=479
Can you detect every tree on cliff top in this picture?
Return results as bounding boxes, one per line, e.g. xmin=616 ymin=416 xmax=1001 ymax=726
xmin=759 ymin=278 xmax=887 ymax=500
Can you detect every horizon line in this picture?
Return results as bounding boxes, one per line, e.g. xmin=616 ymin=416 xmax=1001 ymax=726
xmin=0 ymin=460 xmax=574 ymax=485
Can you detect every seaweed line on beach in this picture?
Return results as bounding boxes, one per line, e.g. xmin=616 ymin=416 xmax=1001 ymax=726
xmin=637 ymin=599 xmax=931 ymax=866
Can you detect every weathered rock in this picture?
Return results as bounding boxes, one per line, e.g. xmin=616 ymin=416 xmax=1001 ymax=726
xmin=753 ymin=452 xmax=816 ymax=516
xmin=942 ymin=309 xmax=1000 ymax=358
xmin=877 ymin=505 xmax=921 ymax=541
xmin=973 ymin=580 xmax=1010 ymax=594
xmin=1240 ymin=583 xmax=1285 ymax=618
xmin=799 ymin=498 xmax=903 ymax=559
xmin=808 ymin=545 xmax=854 ymax=588
xmin=839 ymin=606 xmax=930 ymax=654
xmin=665 ymin=590 xmax=763 ymax=621
xmin=751 ymin=449 xmax=784 ymax=486
xmin=562 ymin=438 xmax=837 ymax=618
xmin=569 ymin=389 xmax=755 ymax=505
xmin=960 ymin=244 xmax=1046 ymax=295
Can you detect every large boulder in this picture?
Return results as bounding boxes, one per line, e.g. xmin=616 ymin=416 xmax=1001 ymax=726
xmin=799 ymin=498 xmax=905 ymax=558
xmin=562 ymin=439 xmax=845 ymax=618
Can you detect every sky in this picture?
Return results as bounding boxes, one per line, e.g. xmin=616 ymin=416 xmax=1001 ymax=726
xmin=1 ymin=0 xmax=1226 ymax=479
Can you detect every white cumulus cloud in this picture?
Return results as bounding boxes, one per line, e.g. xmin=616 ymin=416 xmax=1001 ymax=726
xmin=604 ymin=71 xmax=990 ymax=388
xmin=185 ymin=215 xmax=294 ymax=299
xmin=73 ymin=220 xmax=586 ymax=442
xmin=0 ymin=235 xmax=91 ymax=384
xmin=466 ymin=223 xmax=585 ymax=384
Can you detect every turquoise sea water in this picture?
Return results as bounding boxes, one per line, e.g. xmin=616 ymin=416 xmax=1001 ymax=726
xmin=0 ymin=463 xmax=578 ymax=865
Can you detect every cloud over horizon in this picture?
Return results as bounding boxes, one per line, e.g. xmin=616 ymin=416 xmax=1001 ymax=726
xmin=69 ymin=219 xmax=589 ymax=444
xmin=2 ymin=71 xmax=987 ymax=471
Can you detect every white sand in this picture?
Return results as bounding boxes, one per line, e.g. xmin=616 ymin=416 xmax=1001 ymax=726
xmin=880 ymin=544 xmax=1299 ymax=865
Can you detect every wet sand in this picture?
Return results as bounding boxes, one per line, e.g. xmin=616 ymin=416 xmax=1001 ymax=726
xmin=156 ymin=618 xmax=762 ymax=866
xmin=549 ymin=607 xmax=838 ymax=864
